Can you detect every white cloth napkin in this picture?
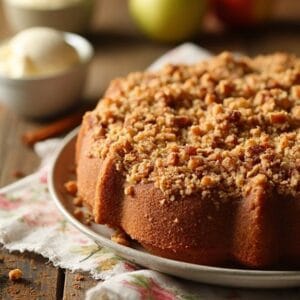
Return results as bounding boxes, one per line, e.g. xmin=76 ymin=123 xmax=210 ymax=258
xmin=0 ymin=44 xmax=299 ymax=299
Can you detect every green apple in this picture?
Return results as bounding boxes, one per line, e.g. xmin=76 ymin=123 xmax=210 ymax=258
xmin=129 ymin=0 xmax=207 ymax=42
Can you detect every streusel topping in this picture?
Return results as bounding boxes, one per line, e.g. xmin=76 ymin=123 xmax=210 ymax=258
xmin=86 ymin=52 xmax=300 ymax=200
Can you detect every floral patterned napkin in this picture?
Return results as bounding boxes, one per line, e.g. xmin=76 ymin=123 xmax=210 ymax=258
xmin=0 ymin=44 xmax=299 ymax=299
xmin=0 ymin=162 xmax=136 ymax=280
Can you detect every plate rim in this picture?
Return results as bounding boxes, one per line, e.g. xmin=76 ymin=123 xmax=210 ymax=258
xmin=48 ymin=128 xmax=300 ymax=283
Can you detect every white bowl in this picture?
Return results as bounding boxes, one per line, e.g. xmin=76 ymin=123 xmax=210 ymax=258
xmin=2 ymin=0 xmax=95 ymax=33
xmin=0 ymin=32 xmax=94 ymax=118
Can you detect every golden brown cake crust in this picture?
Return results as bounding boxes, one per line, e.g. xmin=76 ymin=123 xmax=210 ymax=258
xmin=76 ymin=52 xmax=300 ymax=267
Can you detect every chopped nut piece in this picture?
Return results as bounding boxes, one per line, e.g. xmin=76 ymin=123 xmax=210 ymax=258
xmin=125 ymin=185 xmax=135 ymax=196
xmin=222 ymin=157 xmax=235 ymax=171
xmin=217 ymin=80 xmax=233 ymax=96
xmin=228 ymin=111 xmax=241 ymax=123
xmin=224 ymin=97 xmax=250 ymax=109
xmin=269 ymin=112 xmax=288 ymax=124
xmin=167 ymin=153 xmax=179 ymax=166
xmin=170 ymin=145 xmax=179 ymax=152
xmin=291 ymin=106 xmax=300 ymax=120
xmin=204 ymin=93 xmax=216 ymax=105
xmin=185 ymin=145 xmax=197 ymax=156
xmin=174 ymin=115 xmax=192 ymax=127
xmin=84 ymin=213 xmax=94 ymax=226
xmin=73 ymin=196 xmax=83 ymax=207
xmin=111 ymin=230 xmax=130 ymax=246
xmin=191 ymin=125 xmax=203 ymax=136
xmin=8 ymin=269 xmax=23 ymax=281
xmin=188 ymin=157 xmax=203 ymax=170
xmin=200 ymin=176 xmax=215 ymax=187
xmin=64 ymin=181 xmax=77 ymax=196
xmin=291 ymin=85 xmax=300 ymax=100
xmin=159 ymin=199 xmax=166 ymax=205
xmin=252 ymin=174 xmax=267 ymax=185
xmin=93 ymin=126 xmax=106 ymax=139
xmin=212 ymin=104 xmax=223 ymax=115
xmin=73 ymin=208 xmax=84 ymax=220
xmin=225 ymin=135 xmax=237 ymax=145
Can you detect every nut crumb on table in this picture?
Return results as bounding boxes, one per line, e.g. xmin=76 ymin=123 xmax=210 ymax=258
xmin=75 ymin=274 xmax=84 ymax=281
xmin=73 ymin=283 xmax=81 ymax=290
xmin=8 ymin=268 xmax=23 ymax=281
xmin=64 ymin=180 xmax=78 ymax=196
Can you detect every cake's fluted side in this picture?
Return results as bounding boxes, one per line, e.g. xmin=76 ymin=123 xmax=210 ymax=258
xmin=76 ymin=115 xmax=300 ymax=267
xmin=231 ymin=180 xmax=281 ymax=267
xmin=281 ymin=197 xmax=300 ymax=265
xmin=76 ymin=114 xmax=101 ymax=210
xmin=76 ymin=52 xmax=300 ymax=268
xmin=120 ymin=182 xmax=234 ymax=265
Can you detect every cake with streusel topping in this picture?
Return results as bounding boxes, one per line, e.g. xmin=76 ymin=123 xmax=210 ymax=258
xmin=76 ymin=52 xmax=300 ymax=268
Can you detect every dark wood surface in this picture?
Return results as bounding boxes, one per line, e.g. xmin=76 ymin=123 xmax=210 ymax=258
xmin=0 ymin=1 xmax=300 ymax=299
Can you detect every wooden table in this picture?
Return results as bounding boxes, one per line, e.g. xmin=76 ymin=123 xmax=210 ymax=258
xmin=0 ymin=1 xmax=300 ymax=298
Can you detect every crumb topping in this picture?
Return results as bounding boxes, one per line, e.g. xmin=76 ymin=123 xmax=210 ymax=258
xmin=85 ymin=52 xmax=300 ymax=200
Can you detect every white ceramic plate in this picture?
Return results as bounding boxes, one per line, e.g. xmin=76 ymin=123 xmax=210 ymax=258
xmin=48 ymin=128 xmax=300 ymax=288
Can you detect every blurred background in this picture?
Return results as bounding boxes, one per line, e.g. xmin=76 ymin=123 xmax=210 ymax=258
xmin=1 ymin=0 xmax=299 ymax=102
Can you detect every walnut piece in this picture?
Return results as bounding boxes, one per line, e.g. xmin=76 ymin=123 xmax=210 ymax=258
xmin=8 ymin=269 xmax=23 ymax=281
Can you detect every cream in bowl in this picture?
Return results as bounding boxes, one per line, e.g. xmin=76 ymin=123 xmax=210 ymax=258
xmin=3 ymin=0 xmax=94 ymax=33
xmin=0 ymin=27 xmax=94 ymax=118
xmin=6 ymin=0 xmax=84 ymax=9
xmin=0 ymin=27 xmax=80 ymax=78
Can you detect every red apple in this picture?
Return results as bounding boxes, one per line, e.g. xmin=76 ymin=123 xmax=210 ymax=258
xmin=211 ymin=0 xmax=272 ymax=27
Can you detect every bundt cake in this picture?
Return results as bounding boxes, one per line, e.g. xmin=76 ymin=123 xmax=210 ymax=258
xmin=76 ymin=52 xmax=300 ymax=268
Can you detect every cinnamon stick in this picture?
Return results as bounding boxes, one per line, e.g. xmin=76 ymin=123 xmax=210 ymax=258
xmin=22 ymin=110 xmax=85 ymax=146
